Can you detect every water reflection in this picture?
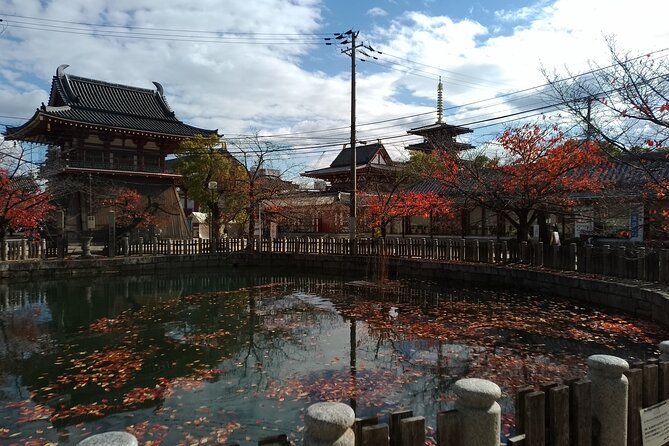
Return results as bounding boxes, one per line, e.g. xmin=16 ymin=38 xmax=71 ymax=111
xmin=0 ymin=270 xmax=667 ymax=444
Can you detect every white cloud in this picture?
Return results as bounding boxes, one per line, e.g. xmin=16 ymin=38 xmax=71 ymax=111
xmin=1 ymin=0 xmax=668 ymax=172
xmin=367 ymin=7 xmax=388 ymax=17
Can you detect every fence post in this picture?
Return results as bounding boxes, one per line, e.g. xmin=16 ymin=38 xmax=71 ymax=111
xmin=122 ymin=236 xmax=129 ymax=257
xmin=588 ymin=355 xmax=629 ymax=446
xmin=453 ymin=378 xmax=501 ymax=446
xmin=617 ymin=246 xmax=627 ymax=278
xmin=459 ymin=239 xmax=466 ymax=261
xmin=138 ymin=237 xmax=144 ymax=256
xmin=569 ymin=243 xmax=577 ymax=271
xmin=521 ymin=241 xmax=528 ymax=263
xmin=536 ymin=241 xmax=544 ymax=267
xmin=77 ymin=431 xmax=138 ymax=446
xmin=584 ymin=245 xmax=592 ymax=274
xmin=636 ymin=247 xmax=646 ymax=281
xmin=566 ymin=379 xmax=591 ymax=446
xmin=304 ymin=402 xmax=354 ymax=446
xmin=487 ymin=240 xmax=494 ymax=263
xmin=659 ymin=250 xmax=669 ymax=283
xmin=601 ymin=245 xmax=610 ymax=276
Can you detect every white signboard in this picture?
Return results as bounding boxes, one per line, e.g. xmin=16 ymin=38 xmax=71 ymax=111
xmin=640 ymin=400 xmax=669 ymax=446
xmin=574 ymin=206 xmax=594 ymax=238
xmin=86 ymin=215 xmax=96 ymax=230
xmin=630 ymin=204 xmax=644 ymax=242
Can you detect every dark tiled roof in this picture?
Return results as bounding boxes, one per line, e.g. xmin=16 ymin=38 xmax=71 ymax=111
xmin=6 ymin=65 xmax=217 ymax=138
xmin=329 ymin=143 xmax=386 ymax=168
xmin=595 ymin=153 xmax=669 ymax=187
xmin=408 ymin=122 xmax=472 ymax=137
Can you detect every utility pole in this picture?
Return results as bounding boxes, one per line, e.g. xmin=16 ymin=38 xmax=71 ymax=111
xmin=326 ymin=30 xmax=362 ymax=250
xmin=349 ymin=30 xmax=359 ymax=246
xmin=585 ymin=96 xmax=594 ymax=142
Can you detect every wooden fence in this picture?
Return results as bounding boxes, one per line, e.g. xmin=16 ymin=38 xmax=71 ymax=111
xmin=347 ymin=358 xmax=669 ymax=446
xmin=4 ymin=236 xmax=669 ymax=284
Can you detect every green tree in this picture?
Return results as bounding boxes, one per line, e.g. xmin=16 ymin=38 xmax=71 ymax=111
xmin=173 ymin=134 xmax=246 ymax=246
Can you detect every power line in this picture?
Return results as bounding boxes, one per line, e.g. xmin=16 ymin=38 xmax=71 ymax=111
xmin=0 ymin=13 xmax=333 ymax=36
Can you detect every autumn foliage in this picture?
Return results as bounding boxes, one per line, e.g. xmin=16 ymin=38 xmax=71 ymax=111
xmin=0 ymin=168 xmax=53 ymax=240
xmin=361 ymin=191 xmax=452 ymax=235
xmin=102 ymin=188 xmax=157 ymax=236
xmin=427 ymin=124 xmax=609 ymax=240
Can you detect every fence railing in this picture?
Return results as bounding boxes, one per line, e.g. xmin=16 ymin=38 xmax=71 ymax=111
xmin=3 ymin=236 xmax=669 ymax=284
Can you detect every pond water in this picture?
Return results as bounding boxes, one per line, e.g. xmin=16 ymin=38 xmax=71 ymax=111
xmin=0 ymin=268 xmax=667 ymax=445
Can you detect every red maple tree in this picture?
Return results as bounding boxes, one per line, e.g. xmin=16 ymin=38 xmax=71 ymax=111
xmin=102 ymin=188 xmax=157 ymax=237
xmin=361 ymin=191 xmax=452 ymax=237
xmin=0 ymin=169 xmax=53 ymax=244
xmin=428 ymin=124 xmax=608 ymax=241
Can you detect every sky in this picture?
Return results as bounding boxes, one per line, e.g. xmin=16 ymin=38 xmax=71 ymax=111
xmin=1 ymin=0 xmax=668 ymax=182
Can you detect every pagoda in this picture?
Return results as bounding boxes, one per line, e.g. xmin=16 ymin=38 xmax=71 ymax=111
xmin=406 ymin=77 xmax=473 ymax=153
xmin=4 ymin=64 xmax=217 ymax=240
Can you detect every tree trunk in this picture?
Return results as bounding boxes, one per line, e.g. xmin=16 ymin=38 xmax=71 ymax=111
xmin=537 ymin=210 xmax=550 ymax=244
xmin=517 ymin=210 xmax=530 ymax=241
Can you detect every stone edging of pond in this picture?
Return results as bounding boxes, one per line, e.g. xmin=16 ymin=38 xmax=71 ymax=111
xmin=2 ymin=252 xmax=668 ymax=328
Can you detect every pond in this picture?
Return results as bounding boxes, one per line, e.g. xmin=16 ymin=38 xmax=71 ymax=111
xmin=0 ymin=269 xmax=667 ymax=445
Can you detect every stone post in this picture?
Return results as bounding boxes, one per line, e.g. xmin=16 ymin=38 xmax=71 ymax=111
xmin=80 ymin=236 xmax=93 ymax=259
xmin=152 ymin=236 xmax=158 ymax=255
xmin=536 ymin=241 xmax=544 ymax=267
xmin=569 ymin=242 xmax=577 ymax=271
xmin=617 ymin=246 xmax=627 ymax=278
xmin=459 ymin=239 xmax=466 ymax=261
xmin=521 ymin=241 xmax=528 ymax=263
xmin=588 ymin=354 xmax=629 ymax=446
xmin=122 ymin=236 xmax=129 ymax=257
xmin=602 ymin=245 xmax=610 ymax=276
xmin=304 ymin=402 xmax=355 ymax=446
xmin=660 ymin=341 xmax=669 ymax=362
xmin=453 ymin=378 xmax=501 ymax=446
xmin=637 ymin=247 xmax=646 ymax=281
xmin=138 ymin=237 xmax=144 ymax=256
xmin=77 ymin=431 xmax=138 ymax=446
xmin=660 ymin=249 xmax=669 ymax=283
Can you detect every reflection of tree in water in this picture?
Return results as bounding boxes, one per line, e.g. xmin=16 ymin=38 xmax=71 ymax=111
xmin=1 ymin=273 xmax=667 ymax=444
xmin=329 ymin=285 xmax=668 ymax=422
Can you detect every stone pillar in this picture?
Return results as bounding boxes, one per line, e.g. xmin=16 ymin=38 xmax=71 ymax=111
xmin=304 ymin=402 xmax=355 ymax=446
xmin=660 ymin=341 xmax=669 ymax=361
xmin=138 ymin=237 xmax=144 ymax=256
xmin=536 ymin=241 xmax=544 ymax=266
xmin=569 ymin=242 xmax=577 ymax=271
xmin=602 ymin=245 xmax=610 ymax=276
xmin=77 ymin=431 xmax=138 ymax=446
xmin=453 ymin=378 xmax=501 ymax=446
xmin=21 ymin=238 xmax=28 ymax=260
xmin=588 ymin=354 xmax=629 ymax=446
xmin=122 ymin=236 xmax=129 ymax=257
xmin=80 ymin=236 xmax=93 ymax=258
xmin=637 ymin=247 xmax=646 ymax=281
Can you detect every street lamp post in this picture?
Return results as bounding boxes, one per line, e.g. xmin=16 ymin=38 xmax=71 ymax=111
xmin=208 ymin=181 xmax=218 ymax=253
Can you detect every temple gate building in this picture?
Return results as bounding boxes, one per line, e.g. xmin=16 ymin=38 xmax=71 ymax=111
xmin=4 ymin=64 xmax=217 ymax=241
